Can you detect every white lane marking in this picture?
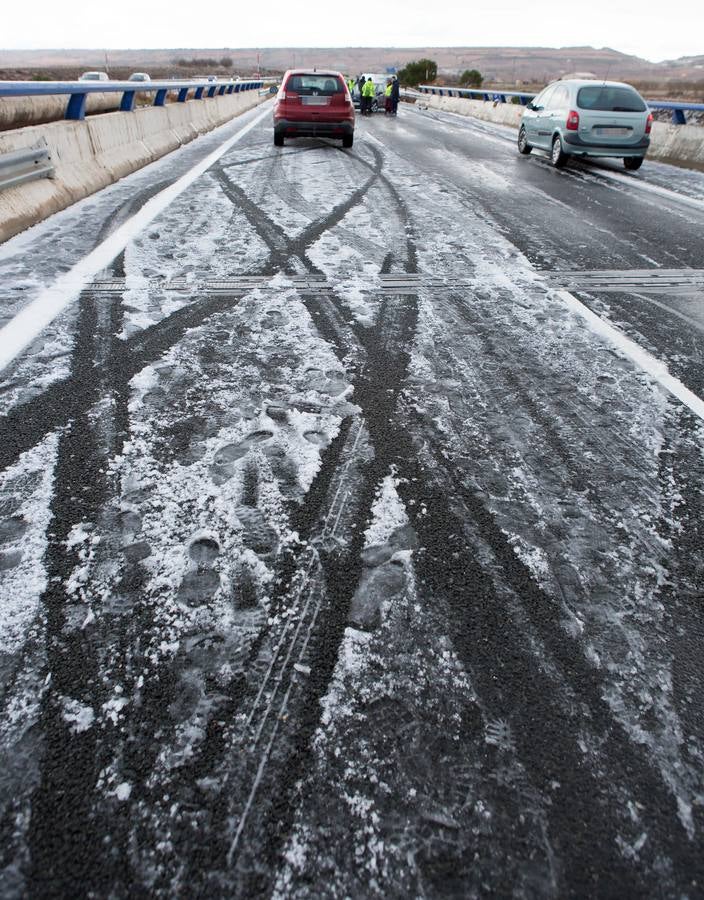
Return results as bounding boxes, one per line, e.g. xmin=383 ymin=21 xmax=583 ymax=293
xmin=585 ymin=167 xmax=704 ymax=214
xmin=555 ymin=288 xmax=704 ymax=422
xmin=0 ymin=103 xmax=272 ymax=373
xmin=630 ymin=291 xmax=704 ymax=335
xmin=366 ymin=117 xmax=704 ymax=422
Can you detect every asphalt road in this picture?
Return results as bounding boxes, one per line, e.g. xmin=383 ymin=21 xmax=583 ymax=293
xmin=1 ymin=100 xmax=704 ymax=898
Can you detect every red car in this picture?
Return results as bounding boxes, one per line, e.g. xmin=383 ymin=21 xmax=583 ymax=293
xmin=273 ymin=70 xmax=355 ymax=148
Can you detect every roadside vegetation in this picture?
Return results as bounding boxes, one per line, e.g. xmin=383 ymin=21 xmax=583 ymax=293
xmin=398 ymin=59 xmax=438 ymax=86
xmin=460 ymin=68 xmax=483 ymax=87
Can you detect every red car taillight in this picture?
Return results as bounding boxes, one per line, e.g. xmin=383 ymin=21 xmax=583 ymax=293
xmin=645 ymin=112 xmax=653 ymax=134
xmin=566 ymin=110 xmax=580 ymax=131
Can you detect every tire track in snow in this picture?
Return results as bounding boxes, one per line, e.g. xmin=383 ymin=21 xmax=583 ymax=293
xmin=293 ymin=261 xmax=698 ymax=890
xmin=0 ymin=143 xmax=383 ymax=475
xmin=161 ymin=140 xmax=424 ymax=894
xmin=25 ymin=277 xmax=130 ymax=896
xmin=50 ymin=140 xmax=399 ymax=895
xmin=183 ymin=142 xmax=417 ymax=894
xmin=4 ymin=112 xmax=701 ymax=897
xmin=261 ymin=140 xmax=701 ymax=892
xmin=402 ymin=411 xmax=700 ymax=890
xmin=0 ymin=290 xmax=251 ymax=474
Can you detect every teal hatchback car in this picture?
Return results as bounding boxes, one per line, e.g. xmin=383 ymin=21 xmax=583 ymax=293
xmin=518 ymin=79 xmax=653 ymax=170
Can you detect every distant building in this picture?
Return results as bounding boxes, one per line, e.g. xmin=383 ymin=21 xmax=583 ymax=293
xmin=559 ymin=71 xmax=598 ymax=80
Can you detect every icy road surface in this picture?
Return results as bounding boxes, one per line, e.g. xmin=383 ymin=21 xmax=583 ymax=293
xmin=1 ymin=100 xmax=704 ymax=897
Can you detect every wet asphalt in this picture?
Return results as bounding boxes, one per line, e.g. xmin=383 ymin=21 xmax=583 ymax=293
xmin=1 ymin=102 xmax=704 ymax=897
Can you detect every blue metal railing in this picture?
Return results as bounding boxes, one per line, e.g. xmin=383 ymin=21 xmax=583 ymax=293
xmin=0 ymin=79 xmax=265 ymax=121
xmin=417 ymin=86 xmax=704 ymax=124
xmin=647 ymin=100 xmax=704 ymax=125
xmin=418 ymin=86 xmax=535 ymax=105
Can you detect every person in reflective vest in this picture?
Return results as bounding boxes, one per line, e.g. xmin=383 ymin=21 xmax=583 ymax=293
xmin=362 ymin=77 xmax=375 ymax=115
xmin=384 ymin=80 xmax=393 ymax=115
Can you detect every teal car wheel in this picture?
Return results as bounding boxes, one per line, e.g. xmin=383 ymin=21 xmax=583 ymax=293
xmin=623 ymin=156 xmax=644 ymax=171
xmin=518 ymin=126 xmax=532 ymax=155
xmin=550 ymin=134 xmax=568 ymax=168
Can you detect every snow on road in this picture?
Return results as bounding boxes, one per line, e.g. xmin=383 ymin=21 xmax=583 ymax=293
xmin=0 ymin=433 xmax=58 ymax=654
xmin=1 ymin=106 xmax=704 ymax=897
xmin=0 ymin=103 xmax=270 ymax=373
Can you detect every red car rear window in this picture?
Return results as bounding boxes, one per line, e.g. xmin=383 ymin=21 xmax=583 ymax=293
xmin=285 ymin=74 xmax=344 ymax=95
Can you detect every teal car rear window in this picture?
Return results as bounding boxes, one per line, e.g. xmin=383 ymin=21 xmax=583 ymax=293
xmin=577 ymin=86 xmax=646 ymax=113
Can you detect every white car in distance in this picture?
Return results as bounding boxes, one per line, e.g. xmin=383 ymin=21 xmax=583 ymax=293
xmin=78 ymin=71 xmax=109 ymax=82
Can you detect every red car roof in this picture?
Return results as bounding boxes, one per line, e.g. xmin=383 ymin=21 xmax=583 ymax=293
xmin=283 ymin=69 xmax=344 ymax=77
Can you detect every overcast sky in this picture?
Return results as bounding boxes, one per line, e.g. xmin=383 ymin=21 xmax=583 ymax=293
xmin=2 ymin=0 xmax=702 ymax=62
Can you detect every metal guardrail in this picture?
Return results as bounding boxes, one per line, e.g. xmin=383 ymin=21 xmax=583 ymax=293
xmin=418 ymin=86 xmax=536 ymax=105
xmin=0 ymin=143 xmax=54 ymax=191
xmin=0 ymin=79 xmax=265 ymax=121
xmin=648 ymin=100 xmax=704 ymax=125
xmin=416 ymin=86 xmax=704 ymax=125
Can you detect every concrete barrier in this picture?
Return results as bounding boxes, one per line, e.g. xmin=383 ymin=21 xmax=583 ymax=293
xmin=417 ymin=94 xmax=524 ymax=128
xmin=0 ymin=90 xmax=267 ymax=243
xmin=647 ymin=122 xmax=704 ymax=167
xmin=416 ymin=93 xmax=704 ymax=167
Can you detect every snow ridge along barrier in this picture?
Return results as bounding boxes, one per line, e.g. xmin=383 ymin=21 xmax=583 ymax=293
xmin=0 ymin=89 xmax=268 ymax=243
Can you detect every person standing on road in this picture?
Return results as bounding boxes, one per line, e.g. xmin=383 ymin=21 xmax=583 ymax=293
xmin=362 ymin=77 xmax=375 ymax=116
xmin=359 ymin=77 xmax=368 ymax=115
xmin=384 ymin=79 xmax=393 ymax=115
xmin=390 ymin=75 xmax=400 ymax=116
xmin=357 ymin=74 xmax=366 ymax=110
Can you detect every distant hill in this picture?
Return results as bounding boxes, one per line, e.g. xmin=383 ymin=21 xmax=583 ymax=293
xmin=1 ymin=46 xmax=703 ymax=84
